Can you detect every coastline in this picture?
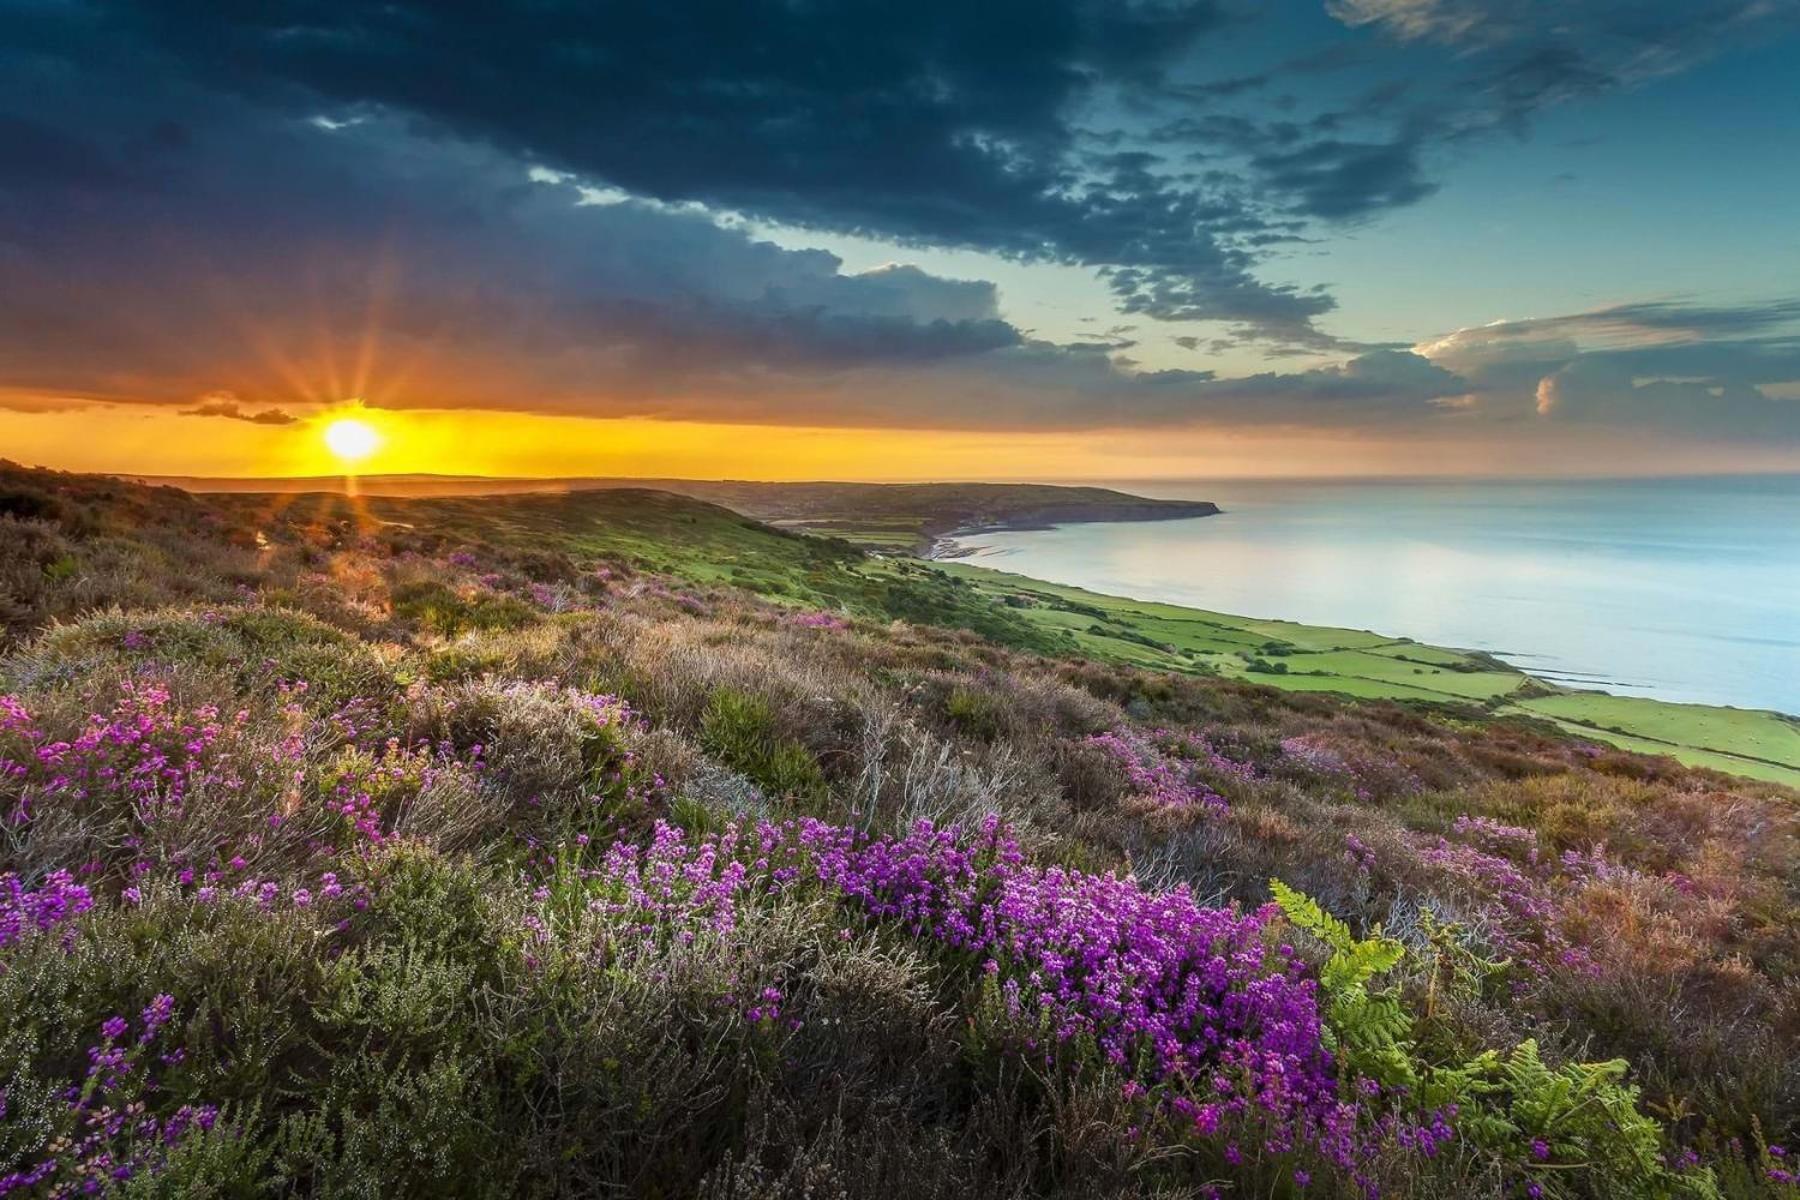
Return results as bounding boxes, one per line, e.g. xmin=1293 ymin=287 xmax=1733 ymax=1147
xmin=924 ymin=557 xmax=1800 ymax=788
xmin=921 ymin=501 xmax=1222 ymax=559
xmin=927 ymin=477 xmax=1800 ymax=718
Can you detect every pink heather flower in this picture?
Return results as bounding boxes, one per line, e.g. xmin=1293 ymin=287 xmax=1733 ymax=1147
xmin=1 ymin=871 xmax=95 ymax=948
xmin=139 ymin=995 xmax=175 ymax=1044
xmin=1085 ymin=727 xmax=1234 ymax=812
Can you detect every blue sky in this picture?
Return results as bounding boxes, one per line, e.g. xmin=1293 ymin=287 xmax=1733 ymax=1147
xmin=2 ymin=0 xmax=1798 ymax=475
xmin=762 ymin=2 xmax=1800 ymax=374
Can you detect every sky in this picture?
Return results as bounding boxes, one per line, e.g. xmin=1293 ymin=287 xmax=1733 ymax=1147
xmin=2 ymin=0 xmax=1799 ymax=480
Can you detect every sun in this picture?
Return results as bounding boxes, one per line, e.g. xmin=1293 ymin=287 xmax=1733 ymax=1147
xmin=322 ymin=416 xmax=382 ymax=466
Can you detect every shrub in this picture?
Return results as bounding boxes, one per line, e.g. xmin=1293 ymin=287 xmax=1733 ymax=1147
xmin=389 ymin=580 xmax=536 ymax=637
xmin=1273 ymin=880 xmax=1722 ymax=1200
xmin=699 ymin=687 xmax=828 ymax=805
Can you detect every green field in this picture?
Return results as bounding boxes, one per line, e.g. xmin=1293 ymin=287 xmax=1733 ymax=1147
xmin=1505 ymin=693 xmax=1800 ymax=785
xmin=931 ymin=561 xmax=1800 ymax=788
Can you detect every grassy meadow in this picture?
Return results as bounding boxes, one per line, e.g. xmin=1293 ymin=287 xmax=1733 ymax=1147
xmin=0 ymin=461 xmax=1796 ymax=1198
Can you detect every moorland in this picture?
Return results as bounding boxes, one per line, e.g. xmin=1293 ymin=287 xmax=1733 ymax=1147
xmin=0 ymin=460 xmax=1795 ymax=1198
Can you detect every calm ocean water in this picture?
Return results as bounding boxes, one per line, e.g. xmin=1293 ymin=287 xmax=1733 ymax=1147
xmin=944 ymin=476 xmax=1800 ymax=715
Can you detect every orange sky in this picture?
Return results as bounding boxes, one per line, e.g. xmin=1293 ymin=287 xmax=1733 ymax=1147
xmin=7 ymin=400 xmax=1800 ymax=483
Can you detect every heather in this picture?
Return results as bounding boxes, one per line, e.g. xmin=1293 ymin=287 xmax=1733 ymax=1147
xmin=0 ymin=464 xmax=1796 ymax=1198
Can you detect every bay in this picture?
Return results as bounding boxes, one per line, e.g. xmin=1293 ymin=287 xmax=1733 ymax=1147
xmin=942 ymin=475 xmax=1800 ymax=715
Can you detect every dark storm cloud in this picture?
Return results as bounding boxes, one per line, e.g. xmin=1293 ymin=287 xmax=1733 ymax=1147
xmin=1146 ymin=108 xmax=1437 ymax=225
xmin=0 ymin=26 xmax=1030 ymax=417
xmin=0 ymin=114 xmax=127 ymax=189
xmin=1180 ymin=0 xmax=1800 ymax=239
xmin=78 ymin=0 xmax=1342 ymax=341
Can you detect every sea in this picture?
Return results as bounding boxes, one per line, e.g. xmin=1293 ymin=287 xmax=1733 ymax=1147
xmin=941 ymin=475 xmax=1800 ymax=715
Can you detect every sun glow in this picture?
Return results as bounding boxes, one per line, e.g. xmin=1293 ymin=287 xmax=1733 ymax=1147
xmin=322 ymin=416 xmax=382 ymax=465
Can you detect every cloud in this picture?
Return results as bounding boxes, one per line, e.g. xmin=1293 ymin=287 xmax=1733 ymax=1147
xmin=0 ymin=390 xmax=96 ymax=415
xmin=1145 ymin=109 xmax=1438 ymax=229
xmin=78 ymin=0 xmax=1354 ymax=344
xmin=1420 ymin=299 xmax=1800 ymax=440
xmin=180 ymin=395 xmax=298 ymax=425
xmin=1327 ymin=0 xmax=1796 ymax=132
xmin=771 ymin=345 xmax=1471 ymax=431
xmin=1532 ymin=355 xmax=1799 ymax=440
xmin=1247 ymin=136 xmax=1438 ymax=220
xmin=1174 ymin=348 xmax=1468 ymax=419
xmin=1428 ymin=299 xmax=1800 ymax=348
xmin=1326 ymin=0 xmax=1785 ymax=56
xmin=0 ymin=59 xmax=1029 ymax=414
xmin=0 ymin=0 xmax=1793 ymax=453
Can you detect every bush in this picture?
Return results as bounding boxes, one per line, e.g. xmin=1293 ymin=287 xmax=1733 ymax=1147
xmin=390 ymin=580 xmax=536 ymax=637
xmin=943 ymin=683 xmax=1008 ymax=741
xmin=1273 ymin=881 xmax=1722 ymax=1200
xmin=699 ymin=686 xmax=828 ymax=805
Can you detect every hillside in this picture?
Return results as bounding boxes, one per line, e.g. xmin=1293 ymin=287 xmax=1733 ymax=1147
xmin=0 ymin=461 xmax=1795 ymax=1198
xmin=109 ymin=469 xmax=1800 ymax=783
xmin=122 ymin=474 xmax=1223 ymax=553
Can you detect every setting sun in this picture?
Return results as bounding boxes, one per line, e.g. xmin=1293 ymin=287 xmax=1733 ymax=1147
xmin=322 ymin=416 xmax=382 ymax=465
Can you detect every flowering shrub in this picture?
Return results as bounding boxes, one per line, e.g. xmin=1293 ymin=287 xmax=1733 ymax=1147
xmin=0 ymin=998 xmax=223 ymax=1196
xmin=537 ymin=815 xmax=1470 ymax=1184
xmin=322 ymin=737 xmax=487 ymax=847
xmin=1085 ymin=727 xmax=1236 ymax=812
xmin=3 ymin=683 xmax=250 ymax=827
xmin=1415 ymin=835 xmax=1577 ymax=973
xmin=1279 ymin=734 xmax=1423 ymax=801
xmin=1272 ymin=882 xmax=1720 ymax=1200
xmin=0 ymin=870 xmax=93 ymax=950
